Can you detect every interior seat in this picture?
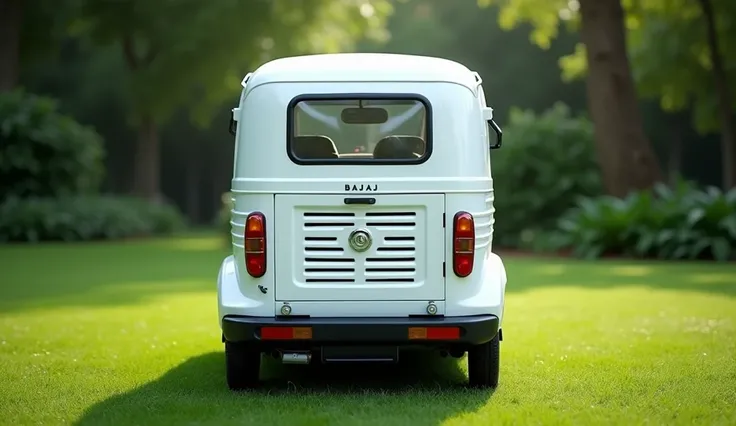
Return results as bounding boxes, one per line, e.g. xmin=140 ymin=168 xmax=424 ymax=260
xmin=372 ymin=135 xmax=425 ymax=159
xmin=291 ymin=135 xmax=339 ymax=159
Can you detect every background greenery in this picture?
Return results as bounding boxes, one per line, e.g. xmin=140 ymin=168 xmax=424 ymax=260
xmin=1 ymin=1 xmax=735 ymax=424
xmin=8 ymin=0 xmax=729 ymax=222
xmin=0 ymin=89 xmax=104 ymax=199
xmin=489 ymin=103 xmax=602 ymax=249
xmin=5 ymin=0 xmax=734 ymax=260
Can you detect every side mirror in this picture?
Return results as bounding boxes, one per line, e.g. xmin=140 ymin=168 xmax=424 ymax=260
xmin=228 ymin=116 xmax=237 ymax=136
xmin=488 ymin=119 xmax=502 ymax=149
xmin=229 ymin=107 xmax=239 ymax=137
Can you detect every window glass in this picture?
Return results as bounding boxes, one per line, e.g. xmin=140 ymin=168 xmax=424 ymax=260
xmin=288 ymin=97 xmax=430 ymax=164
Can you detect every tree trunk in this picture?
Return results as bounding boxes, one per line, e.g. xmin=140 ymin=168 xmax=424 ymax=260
xmin=698 ymin=0 xmax=736 ymax=189
xmin=0 ymin=0 xmax=22 ymax=91
xmin=185 ymin=147 xmax=201 ymax=224
xmin=578 ymin=0 xmax=663 ymax=197
xmin=132 ymin=115 xmax=162 ymax=202
xmin=667 ymin=120 xmax=683 ymax=186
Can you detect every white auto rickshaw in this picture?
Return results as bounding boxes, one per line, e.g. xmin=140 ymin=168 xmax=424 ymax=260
xmin=219 ymin=53 xmax=507 ymax=389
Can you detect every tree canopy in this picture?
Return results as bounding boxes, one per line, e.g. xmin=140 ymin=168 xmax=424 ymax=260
xmin=62 ymin=0 xmax=392 ymax=199
xmin=481 ymin=0 xmax=735 ymax=136
xmin=71 ymin=0 xmax=392 ymax=127
xmin=479 ymin=0 xmax=665 ymax=196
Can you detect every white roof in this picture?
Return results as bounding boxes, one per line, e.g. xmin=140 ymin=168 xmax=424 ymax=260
xmin=244 ymin=53 xmax=480 ymax=92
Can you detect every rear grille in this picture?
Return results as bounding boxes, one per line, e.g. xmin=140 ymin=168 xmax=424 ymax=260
xmin=303 ymin=212 xmax=355 ymax=228
xmin=302 ymin=211 xmax=418 ymax=284
xmin=365 ymin=211 xmax=416 ymax=227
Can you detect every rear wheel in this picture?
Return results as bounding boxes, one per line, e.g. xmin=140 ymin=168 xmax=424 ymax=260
xmin=467 ymin=332 xmax=500 ymax=388
xmin=225 ymin=342 xmax=261 ymax=390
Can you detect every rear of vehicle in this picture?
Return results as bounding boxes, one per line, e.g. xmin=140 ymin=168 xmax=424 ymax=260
xmin=218 ymin=56 xmax=506 ymax=390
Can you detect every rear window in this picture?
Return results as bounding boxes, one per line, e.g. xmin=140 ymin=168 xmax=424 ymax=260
xmin=287 ymin=95 xmax=432 ymax=165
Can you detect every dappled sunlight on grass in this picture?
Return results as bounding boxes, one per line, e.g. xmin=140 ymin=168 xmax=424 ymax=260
xmin=690 ymin=273 xmax=736 ymax=284
xmin=0 ymin=238 xmax=734 ymax=425
xmin=609 ymin=265 xmax=653 ymax=277
xmin=503 ymin=256 xmax=736 ymax=297
xmin=0 ymin=239 xmax=226 ymax=313
xmin=535 ymin=264 xmax=566 ymax=276
xmin=1 ymin=282 xmax=213 ymax=316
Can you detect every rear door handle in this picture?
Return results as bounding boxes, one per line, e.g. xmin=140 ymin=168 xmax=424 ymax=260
xmin=344 ymin=197 xmax=376 ymax=205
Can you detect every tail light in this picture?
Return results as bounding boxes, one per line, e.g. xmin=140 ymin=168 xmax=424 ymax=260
xmin=260 ymin=326 xmax=312 ymax=340
xmin=408 ymin=327 xmax=460 ymax=340
xmin=244 ymin=212 xmax=266 ymax=277
xmin=453 ymin=212 xmax=475 ymax=277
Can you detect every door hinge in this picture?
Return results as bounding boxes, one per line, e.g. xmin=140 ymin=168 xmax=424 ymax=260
xmin=442 ymin=213 xmax=446 ymax=228
xmin=442 ymin=262 xmax=446 ymax=277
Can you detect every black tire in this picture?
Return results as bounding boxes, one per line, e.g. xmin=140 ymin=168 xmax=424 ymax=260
xmin=467 ymin=332 xmax=500 ymax=388
xmin=225 ymin=342 xmax=261 ymax=390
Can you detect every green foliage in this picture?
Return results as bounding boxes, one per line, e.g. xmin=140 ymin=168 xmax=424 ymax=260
xmin=0 ymin=89 xmax=105 ymax=199
xmin=71 ymin=0 xmax=392 ymax=127
xmin=358 ymin=0 xmax=455 ymax=55
xmin=480 ymin=0 xmax=736 ymax=135
xmin=0 ymin=196 xmax=186 ymax=243
xmin=477 ymin=0 xmax=571 ymax=49
xmin=492 ymin=103 xmax=603 ymax=248
xmin=19 ymin=0 xmax=77 ymax=66
xmin=627 ymin=0 xmax=736 ymax=134
xmin=218 ymin=192 xmax=234 ymax=246
xmin=550 ymin=180 xmax=736 ymax=260
xmin=361 ymin=0 xmax=587 ymax=125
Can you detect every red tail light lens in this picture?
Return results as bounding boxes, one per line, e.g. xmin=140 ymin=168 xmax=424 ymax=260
xmin=260 ymin=327 xmax=312 ymax=340
xmin=408 ymin=327 xmax=461 ymax=340
xmin=244 ymin=212 xmax=266 ymax=278
xmin=453 ymin=212 xmax=475 ymax=277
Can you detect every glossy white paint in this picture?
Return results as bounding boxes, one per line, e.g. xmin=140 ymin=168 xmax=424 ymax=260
xmin=218 ymin=53 xmax=506 ymax=327
xmin=241 ymin=53 xmax=481 ymax=94
xmin=274 ymin=194 xmax=445 ymax=302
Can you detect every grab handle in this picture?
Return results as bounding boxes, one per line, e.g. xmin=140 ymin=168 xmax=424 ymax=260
xmin=344 ymin=197 xmax=376 ymax=205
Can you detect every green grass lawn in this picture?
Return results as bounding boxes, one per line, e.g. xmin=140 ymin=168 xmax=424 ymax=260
xmin=0 ymin=235 xmax=734 ymax=426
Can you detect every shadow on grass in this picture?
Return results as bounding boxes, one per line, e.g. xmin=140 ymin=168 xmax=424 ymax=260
xmin=503 ymin=257 xmax=736 ymax=297
xmin=74 ymin=351 xmax=492 ymax=426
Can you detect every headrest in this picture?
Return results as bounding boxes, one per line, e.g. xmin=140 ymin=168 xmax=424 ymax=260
xmin=291 ymin=135 xmax=338 ymax=159
xmin=402 ymin=136 xmax=426 ymax=155
xmin=373 ymin=135 xmax=425 ymax=159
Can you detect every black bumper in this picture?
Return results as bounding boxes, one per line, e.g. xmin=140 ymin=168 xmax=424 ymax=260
xmin=222 ymin=314 xmax=499 ymax=346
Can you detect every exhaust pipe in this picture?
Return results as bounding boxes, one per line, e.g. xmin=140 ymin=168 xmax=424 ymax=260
xmin=281 ymin=351 xmax=312 ymax=365
xmin=449 ymin=349 xmax=465 ymax=358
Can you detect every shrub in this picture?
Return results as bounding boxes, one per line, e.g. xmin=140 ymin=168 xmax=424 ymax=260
xmin=0 ymin=89 xmax=105 ymax=199
xmin=549 ymin=180 xmax=736 ymax=261
xmin=0 ymin=196 xmax=186 ymax=243
xmin=491 ymin=103 xmax=603 ymax=248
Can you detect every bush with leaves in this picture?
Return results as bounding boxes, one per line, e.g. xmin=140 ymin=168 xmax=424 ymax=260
xmin=0 ymin=89 xmax=105 ymax=199
xmin=0 ymin=196 xmax=186 ymax=243
xmin=549 ymin=180 xmax=736 ymax=261
xmin=491 ymin=103 xmax=603 ymax=248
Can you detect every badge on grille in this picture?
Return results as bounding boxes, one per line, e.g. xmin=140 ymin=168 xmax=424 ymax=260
xmin=348 ymin=228 xmax=372 ymax=252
